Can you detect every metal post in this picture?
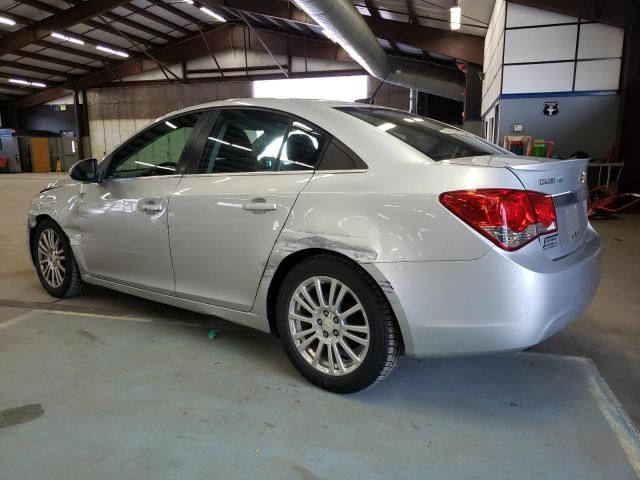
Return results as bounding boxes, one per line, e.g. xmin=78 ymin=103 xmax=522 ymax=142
xmin=73 ymin=89 xmax=84 ymax=159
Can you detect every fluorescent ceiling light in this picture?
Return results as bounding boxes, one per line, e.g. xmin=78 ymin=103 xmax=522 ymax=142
xmin=450 ymin=5 xmax=461 ymax=31
xmin=96 ymin=45 xmax=129 ymax=57
xmin=8 ymin=79 xmax=46 ymax=88
xmin=165 ymin=121 xmax=178 ymax=129
xmin=0 ymin=16 xmax=16 ymax=26
xmin=377 ymin=122 xmax=396 ymax=132
xmin=51 ymin=32 xmax=85 ymax=45
xmin=200 ymin=7 xmax=226 ymax=22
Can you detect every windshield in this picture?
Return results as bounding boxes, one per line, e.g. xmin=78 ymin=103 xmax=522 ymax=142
xmin=336 ymin=106 xmax=508 ymax=161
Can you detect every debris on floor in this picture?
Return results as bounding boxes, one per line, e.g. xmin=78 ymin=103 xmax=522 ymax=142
xmin=0 ymin=404 xmax=44 ymax=429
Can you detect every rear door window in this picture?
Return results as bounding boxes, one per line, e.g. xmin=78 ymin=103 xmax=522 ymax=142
xmin=197 ymin=109 xmax=326 ymax=174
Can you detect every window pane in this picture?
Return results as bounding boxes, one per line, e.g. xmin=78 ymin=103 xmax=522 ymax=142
xmin=318 ymin=140 xmax=366 ymax=170
xmin=198 ymin=110 xmax=290 ymax=174
xmin=335 ymin=107 xmax=508 ymax=161
xmin=278 ymin=122 xmax=325 ymax=171
xmin=107 ymin=112 xmax=201 ymax=179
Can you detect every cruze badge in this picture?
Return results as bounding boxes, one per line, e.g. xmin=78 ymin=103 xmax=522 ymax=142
xmin=539 ymin=177 xmax=563 ymax=186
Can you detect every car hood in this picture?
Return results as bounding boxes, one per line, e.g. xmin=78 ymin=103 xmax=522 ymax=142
xmin=40 ymin=177 xmax=79 ymax=192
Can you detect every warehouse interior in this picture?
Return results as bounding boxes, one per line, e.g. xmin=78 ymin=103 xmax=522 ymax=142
xmin=0 ymin=0 xmax=639 ymax=478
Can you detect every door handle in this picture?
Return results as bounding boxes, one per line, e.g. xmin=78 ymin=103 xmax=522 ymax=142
xmin=242 ymin=201 xmax=277 ymax=212
xmin=140 ymin=202 xmax=164 ymax=213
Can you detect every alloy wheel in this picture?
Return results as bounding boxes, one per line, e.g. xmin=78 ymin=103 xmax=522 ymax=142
xmin=288 ymin=276 xmax=370 ymax=376
xmin=37 ymin=228 xmax=66 ymax=289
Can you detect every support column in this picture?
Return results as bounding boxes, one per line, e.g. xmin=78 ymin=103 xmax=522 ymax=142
xmin=463 ymin=63 xmax=482 ymax=135
xmin=620 ymin=26 xmax=640 ymax=192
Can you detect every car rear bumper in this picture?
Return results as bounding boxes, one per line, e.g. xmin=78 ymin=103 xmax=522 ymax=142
xmin=370 ymin=226 xmax=602 ymax=358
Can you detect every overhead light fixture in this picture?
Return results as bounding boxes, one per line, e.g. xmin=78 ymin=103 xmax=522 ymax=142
xmin=96 ymin=45 xmax=129 ymax=58
xmin=321 ymin=29 xmax=339 ymax=43
xmin=450 ymin=1 xmax=461 ymax=31
xmin=8 ymin=78 xmax=46 ymax=88
xmin=165 ymin=121 xmax=178 ymax=129
xmin=51 ymin=32 xmax=85 ymax=45
xmin=199 ymin=7 xmax=226 ymax=22
xmin=0 ymin=16 xmax=16 ymax=26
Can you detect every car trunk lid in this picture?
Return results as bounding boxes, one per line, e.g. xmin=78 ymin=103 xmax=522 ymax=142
xmin=446 ymin=156 xmax=589 ymax=259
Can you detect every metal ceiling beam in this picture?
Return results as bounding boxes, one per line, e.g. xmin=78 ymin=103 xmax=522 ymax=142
xmin=205 ymin=0 xmax=483 ymax=62
xmin=0 ymin=60 xmax=71 ymax=78
xmin=6 ymin=4 xmax=159 ymax=49
xmin=122 ymin=6 xmax=193 ymax=36
xmin=364 ymin=16 xmax=484 ymax=64
xmin=36 ymin=41 xmax=118 ymax=65
xmin=100 ymin=68 xmax=365 ymax=88
xmin=508 ymin=0 xmax=639 ymax=27
xmin=0 ymin=0 xmax=137 ymax=56
xmin=154 ymin=3 xmax=207 ymax=28
xmin=13 ymin=24 xmax=355 ymax=109
xmin=21 ymin=0 xmax=169 ymax=45
xmin=16 ymin=50 xmax=99 ymax=72
xmin=60 ymin=0 xmax=175 ymax=45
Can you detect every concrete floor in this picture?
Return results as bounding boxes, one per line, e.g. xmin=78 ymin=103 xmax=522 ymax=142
xmin=1 ymin=173 xmax=640 ymax=477
xmin=1 ymin=309 xmax=639 ymax=479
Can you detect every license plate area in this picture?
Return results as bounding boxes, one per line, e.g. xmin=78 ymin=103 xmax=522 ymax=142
xmin=539 ymin=188 xmax=588 ymax=259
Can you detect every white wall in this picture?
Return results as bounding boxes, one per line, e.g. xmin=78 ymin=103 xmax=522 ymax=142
xmin=481 ymin=0 xmax=506 ymax=115
xmin=87 ymin=49 xmax=359 ymax=157
xmin=501 ymin=3 xmax=624 ymax=95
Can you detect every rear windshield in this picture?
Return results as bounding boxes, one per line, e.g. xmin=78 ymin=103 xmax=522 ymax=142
xmin=336 ymin=106 xmax=506 ymax=161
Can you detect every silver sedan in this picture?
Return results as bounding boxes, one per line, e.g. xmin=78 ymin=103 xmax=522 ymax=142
xmin=28 ymin=98 xmax=602 ymax=392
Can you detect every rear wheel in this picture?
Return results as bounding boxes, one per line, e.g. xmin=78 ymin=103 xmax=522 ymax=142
xmin=276 ymin=254 xmax=401 ymax=393
xmin=33 ymin=219 xmax=84 ymax=298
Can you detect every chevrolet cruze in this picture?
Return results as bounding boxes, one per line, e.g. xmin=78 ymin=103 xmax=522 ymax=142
xmin=28 ymin=98 xmax=602 ymax=392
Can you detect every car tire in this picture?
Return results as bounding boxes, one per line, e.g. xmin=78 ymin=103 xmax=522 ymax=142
xmin=33 ymin=218 xmax=84 ymax=298
xmin=276 ymin=254 xmax=402 ymax=393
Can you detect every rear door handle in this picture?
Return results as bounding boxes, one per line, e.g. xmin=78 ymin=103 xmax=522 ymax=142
xmin=140 ymin=200 xmax=164 ymax=213
xmin=141 ymin=204 xmax=163 ymax=212
xmin=243 ymin=200 xmax=277 ymax=212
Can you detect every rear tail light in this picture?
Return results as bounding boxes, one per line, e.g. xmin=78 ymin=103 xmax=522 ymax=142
xmin=439 ymin=189 xmax=557 ymax=251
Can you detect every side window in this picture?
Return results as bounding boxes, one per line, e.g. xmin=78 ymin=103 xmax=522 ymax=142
xmin=106 ymin=112 xmax=201 ymax=179
xmin=278 ymin=122 xmax=325 ymax=171
xmin=317 ymin=139 xmax=368 ymax=170
xmin=197 ymin=110 xmax=326 ymax=174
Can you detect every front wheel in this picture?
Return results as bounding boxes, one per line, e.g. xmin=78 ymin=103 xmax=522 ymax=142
xmin=33 ymin=219 xmax=84 ymax=298
xmin=276 ymin=254 xmax=402 ymax=393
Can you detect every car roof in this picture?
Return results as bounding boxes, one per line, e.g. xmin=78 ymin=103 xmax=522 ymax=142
xmin=154 ymin=98 xmax=382 ymax=124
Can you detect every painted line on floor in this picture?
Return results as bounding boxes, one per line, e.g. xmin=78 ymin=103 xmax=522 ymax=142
xmin=586 ymin=358 xmax=640 ymax=477
xmin=0 ymin=310 xmax=40 ymax=330
xmin=519 ymin=350 xmax=640 ymax=474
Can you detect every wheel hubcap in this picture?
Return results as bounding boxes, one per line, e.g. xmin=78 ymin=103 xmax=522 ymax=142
xmin=288 ymin=276 xmax=370 ymax=376
xmin=37 ymin=229 xmax=66 ymax=288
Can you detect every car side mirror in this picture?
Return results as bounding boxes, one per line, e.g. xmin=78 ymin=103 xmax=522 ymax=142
xmin=69 ymin=158 xmax=98 ymax=183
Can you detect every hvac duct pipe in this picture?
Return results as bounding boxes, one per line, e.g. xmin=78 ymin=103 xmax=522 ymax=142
xmin=294 ymin=0 xmax=465 ymax=101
